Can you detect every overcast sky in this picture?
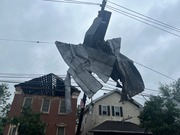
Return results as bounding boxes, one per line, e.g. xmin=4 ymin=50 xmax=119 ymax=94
xmin=0 ymin=0 xmax=180 ymax=105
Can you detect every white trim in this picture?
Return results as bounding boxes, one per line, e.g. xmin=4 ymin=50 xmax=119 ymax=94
xmin=22 ymin=97 xmax=33 ymax=107
xmin=114 ymin=106 xmax=120 ymax=116
xmin=58 ymin=99 xmax=66 ymax=114
xmin=40 ymin=98 xmax=51 ymax=114
xmin=72 ymin=92 xmax=80 ymax=99
xmin=56 ymin=126 xmax=66 ymax=135
xmin=101 ymin=105 xmax=107 ymax=115
xmin=8 ymin=124 xmax=18 ymax=135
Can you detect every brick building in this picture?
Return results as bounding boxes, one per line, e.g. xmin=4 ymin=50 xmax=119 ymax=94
xmin=3 ymin=73 xmax=80 ymax=135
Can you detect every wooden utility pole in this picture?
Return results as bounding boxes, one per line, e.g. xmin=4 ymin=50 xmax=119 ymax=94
xmin=75 ymin=1 xmax=108 ymax=135
xmin=75 ymin=94 xmax=86 ymax=135
xmin=100 ymin=0 xmax=107 ymax=11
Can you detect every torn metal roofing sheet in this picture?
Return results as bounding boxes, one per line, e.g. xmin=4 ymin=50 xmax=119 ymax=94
xmin=56 ymin=9 xmax=144 ymax=99
xmin=56 ymin=37 xmax=144 ymax=98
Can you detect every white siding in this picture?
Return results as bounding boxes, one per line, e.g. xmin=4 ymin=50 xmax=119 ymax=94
xmin=81 ymin=92 xmax=141 ymax=135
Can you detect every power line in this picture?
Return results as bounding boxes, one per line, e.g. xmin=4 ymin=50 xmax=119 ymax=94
xmin=0 ymin=38 xmax=53 ymax=44
xmin=107 ymin=0 xmax=180 ymax=32
xmin=0 ymin=76 xmax=159 ymax=93
xmin=144 ymin=88 xmax=159 ymax=92
xmin=140 ymin=93 xmax=148 ymax=101
xmin=106 ymin=5 xmax=180 ymax=38
xmin=106 ymin=5 xmax=180 ymax=33
xmin=43 ymin=0 xmax=100 ymax=6
xmin=134 ymin=61 xmax=176 ymax=81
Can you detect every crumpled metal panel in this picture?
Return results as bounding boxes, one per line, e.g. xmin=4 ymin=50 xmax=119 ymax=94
xmin=55 ymin=42 xmax=90 ymax=71
xmin=68 ymin=68 xmax=102 ymax=98
xmin=107 ymin=38 xmax=144 ymax=97
xmin=56 ymin=38 xmax=144 ymax=98
xmin=83 ymin=45 xmax=116 ymax=82
xmin=64 ymin=72 xmax=71 ymax=113
xmin=83 ymin=17 xmax=102 ymax=47
xmin=116 ymin=53 xmax=144 ymax=97
xmin=56 ymin=41 xmax=104 ymax=98
xmin=107 ymin=38 xmax=121 ymax=54
xmin=83 ymin=10 xmax=111 ymax=48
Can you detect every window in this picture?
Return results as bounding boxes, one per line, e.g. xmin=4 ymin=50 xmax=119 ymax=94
xmin=41 ymin=98 xmax=51 ymax=113
xmin=57 ymin=127 xmax=65 ymax=135
xmin=102 ymin=105 xmax=107 ymax=115
xmin=23 ymin=97 xmax=32 ymax=107
xmin=114 ymin=107 xmax=120 ymax=116
xmin=99 ymin=105 xmax=110 ymax=116
xmin=59 ymin=99 xmax=66 ymax=114
xmin=112 ymin=106 xmax=123 ymax=117
xmin=8 ymin=125 xmax=17 ymax=135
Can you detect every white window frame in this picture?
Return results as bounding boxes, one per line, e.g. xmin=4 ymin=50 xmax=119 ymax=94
xmin=8 ymin=125 xmax=18 ymax=135
xmin=56 ymin=127 xmax=66 ymax=135
xmin=41 ymin=98 xmax=51 ymax=114
xmin=114 ymin=106 xmax=120 ymax=116
xmin=22 ymin=97 xmax=33 ymax=107
xmin=101 ymin=105 xmax=107 ymax=115
xmin=58 ymin=99 xmax=66 ymax=114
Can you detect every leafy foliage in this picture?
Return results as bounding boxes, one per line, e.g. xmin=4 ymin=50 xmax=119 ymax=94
xmin=10 ymin=107 xmax=46 ymax=135
xmin=0 ymin=83 xmax=11 ymax=134
xmin=139 ymin=79 xmax=180 ymax=135
xmin=0 ymin=83 xmax=11 ymax=117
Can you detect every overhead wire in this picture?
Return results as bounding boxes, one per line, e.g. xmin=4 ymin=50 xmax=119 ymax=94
xmin=43 ymin=0 xmax=100 ymax=6
xmin=106 ymin=5 xmax=180 ymax=38
xmin=0 ymin=74 xmax=157 ymax=102
xmin=0 ymin=71 xmax=172 ymax=87
xmin=106 ymin=5 xmax=180 ymax=33
xmin=0 ymin=74 xmax=159 ymax=93
xmin=0 ymin=38 xmax=53 ymax=44
xmin=134 ymin=61 xmax=176 ymax=81
xmin=107 ymin=0 xmax=180 ymax=32
xmin=0 ymin=1 xmax=177 ymax=96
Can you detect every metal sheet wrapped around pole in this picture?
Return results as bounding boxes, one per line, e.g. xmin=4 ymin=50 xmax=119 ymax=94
xmin=64 ymin=72 xmax=71 ymax=113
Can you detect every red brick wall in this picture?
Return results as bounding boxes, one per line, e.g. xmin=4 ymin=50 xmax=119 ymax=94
xmin=4 ymin=92 xmax=78 ymax=135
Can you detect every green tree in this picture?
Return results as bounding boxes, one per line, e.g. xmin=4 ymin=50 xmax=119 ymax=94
xmin=11 ymin=107 xmax=46 ymax=135
xmin=0 ymin=83 xmax=11 ymax=134
xmin=139 ymin=79 xmax=180 ymax=135
xmin=0 ymin=83 xmax=11 ymax=117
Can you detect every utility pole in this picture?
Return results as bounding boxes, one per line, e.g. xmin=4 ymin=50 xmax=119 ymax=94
xmin=75 ymin=94 xmax=86 ymax=135
xmin=75 ymin=1 xmax=108 ymax=135
xmin=100 ymin=0 xmax=107 ymax=11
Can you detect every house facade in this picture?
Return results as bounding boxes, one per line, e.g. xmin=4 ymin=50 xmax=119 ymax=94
xmin=81 ymin=89 xmax=143 ymax=135
xmin=3 ymin=73 xmax=80 ymax=135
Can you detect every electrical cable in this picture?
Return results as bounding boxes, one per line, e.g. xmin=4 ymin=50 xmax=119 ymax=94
xmin=106 ymin=5 xmax=180 ymax=33
xmin=140 ymin=93 xmax=148 ymax=101
xmin=43 ymin=0 xmax=100 ymax=6
xmin=107 ymin=0 xmax=180 ymax=32
xmin=0 ymin=72 xmax=169 ymax=93
xmin=134 ymin=61 xmax=176 ymax=81
xmin=0 ymin=38 xmax=54 ymax=44
xmin=106 ymin=5 xmax=180 ymax=38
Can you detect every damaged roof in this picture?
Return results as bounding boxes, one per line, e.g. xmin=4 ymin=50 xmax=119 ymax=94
xmin=15 ymin=73 xmax=80 ymax=96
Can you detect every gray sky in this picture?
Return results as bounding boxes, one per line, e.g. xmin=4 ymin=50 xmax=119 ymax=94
xmin=0 ymin=0 xmax=180 ymax=105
